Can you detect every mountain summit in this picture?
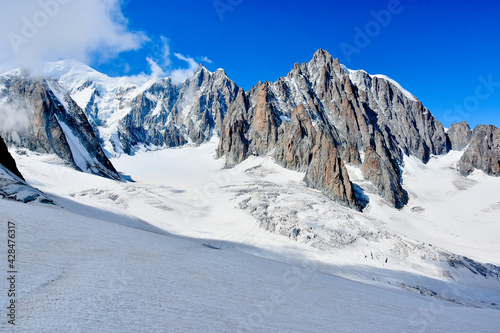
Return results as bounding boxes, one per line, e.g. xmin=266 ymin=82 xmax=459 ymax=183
xmin=1 ymin=50 xmax=499 ymax=209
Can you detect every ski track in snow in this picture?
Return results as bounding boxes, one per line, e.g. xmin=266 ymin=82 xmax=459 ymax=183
xmin=3 ymin=141 xmax=500 ymax=332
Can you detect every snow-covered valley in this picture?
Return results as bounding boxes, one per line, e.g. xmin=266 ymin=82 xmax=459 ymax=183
xmin=2 ymin=141 xmax=499 ymax=332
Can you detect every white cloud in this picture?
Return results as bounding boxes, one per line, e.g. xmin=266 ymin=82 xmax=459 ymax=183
xmin=145 ymin=37 xmax=207 ymax=85
xmin=146 ymin=57 xmax=165 ymax=78
xmin=123 ymin=62 xmax=131 ymax=74
xmin=160 ymin=36 xmax=171 ymax=67
xmin=0 ymin=0 xmax=147 ymax=73
xmin=198 ymin=56 xmax=213 ymax=64
xmin=0 ymin=98 xmax=33 ymax=144
xmin=169 ymin=53 xmax=200 ymax=85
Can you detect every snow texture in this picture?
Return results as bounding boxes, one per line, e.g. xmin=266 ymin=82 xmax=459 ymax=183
xmin=1 ymin=141 xmax=499 ymax=332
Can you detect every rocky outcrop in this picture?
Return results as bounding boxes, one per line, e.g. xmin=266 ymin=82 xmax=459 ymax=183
xmin=274 ymin=106 xmax=359 ymax=209
xmin=0 ymin=76 xmax=120 ymax=180
xmin=5 ymin=50 xmax=488 ymax=210
xmin=0 ymin=136 xmax=24 ymax=181
xmin=217 ymin=90 xmax=250 ymax=167
xmin=362 ymin=142 xmax=408 ymax=209
xmin=0 ymin=135 xmax=53 ymax=204
xmin=248 ymin=85 xmax=279 ymax=155
xmin=218 ymin=93 xmax=360 ymax=208
xmin=348 ymin=68 xmax=449 ymax=163
xmin=447 ymin=121 xmax=472 ymax=151
xmin=304 ymin=136 xmax=358 ymax=209
xmin=218 ymin=49 xmax=448 ymax=207
xmin=273 ymin=105 xmax=317 ymax=171
xmin=116 ymin=66 xmax=240 ymax=153
xmin=459 ymin=125 xmax=500 ymax=176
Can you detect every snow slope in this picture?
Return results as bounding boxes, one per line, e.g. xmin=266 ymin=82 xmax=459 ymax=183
xmin=1 ymin=197 xmax=500 ymax=332
xmin=6 ymin=139 xmax=499 ymax=330
xmin=355 ymin=150 xmax=500 ymax=265
xmin=0 ymin=159 xmax=53 ymax=205
xmin=348 ymin=68 xmax=418 ymax=101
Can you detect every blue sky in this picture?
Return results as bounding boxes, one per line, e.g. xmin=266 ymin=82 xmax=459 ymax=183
xmin=2 ymin=0 xmax=499 ymax=128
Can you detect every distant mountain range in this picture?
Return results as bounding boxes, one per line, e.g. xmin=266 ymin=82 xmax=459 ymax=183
xmin=1 ymin=49 xmax=499 ymax=209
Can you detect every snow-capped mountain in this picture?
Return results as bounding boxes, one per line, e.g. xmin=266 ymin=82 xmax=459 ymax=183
xmin=44 ymin=60 xmax=240 ymax=155
xmin=0 ymin=68 xmax=120 ymax=180
xmin=1 ymin=49 xmax=499 ymax=208
xmin=1 ymin=49 xmax=500 ymax=332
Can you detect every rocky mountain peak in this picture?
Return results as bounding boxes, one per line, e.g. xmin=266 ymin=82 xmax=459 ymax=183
xmin=3 ymin=49 xmax=499 ymax=210
xmin=217 ymin=49 xmax=455 ymax=208
xmin=459 ymin=124 xmax=500 ymax=176
xmin=448 ymin=121 xmax=472 ymax=151
xmin=214 ymin=68 xmax=227 ymax=77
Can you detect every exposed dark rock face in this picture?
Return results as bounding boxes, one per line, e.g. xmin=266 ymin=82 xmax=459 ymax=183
xmin=362 ymin=144 xmax=408 ymax=209
xmin=117 ymin=67 xmax=240 ymax=154
xmin=0 ymin=136 xmax=24 ymax=181
xmin=249 ymin=85 xmax=279 ymax=155
xmin=0 ymin=136 xmax=53 ymax=204
xmin=217 ymin=49 xmax=451 ymax=208
xmin=217 ymin=90 xmax=250 ymax=167
xmin=273 ymin=105 xmax=318 ymax=172
xmin=218 ymin=99 xmax=360 ymax=209
xmin=459 ymin=125 xmax=500 ymax=176
xmin=277 ymin=106 xmax=359 ymax=209
xmin=0 ymin=76 xmax=120 ymax=180
xmin=447 ymin=121 xmax=472 ymax=151
xmin=303 ymin=134 xmax=358 ymax=209
xmin=5 ymin=50 xmax=494 ymax=210
xmin=118 ymin=79 xmax=182 ymax=154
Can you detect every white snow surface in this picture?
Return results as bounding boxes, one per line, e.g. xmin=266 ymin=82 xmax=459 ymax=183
xmin=348 ymin=69 xmax=418 ymax=101
xmin=2 ymin=141 xmax=500 ymax=332
xmin=43 ymin=60 xmax=154 ymax=156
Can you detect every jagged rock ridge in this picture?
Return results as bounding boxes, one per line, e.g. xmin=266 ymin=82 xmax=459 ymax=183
xmin=459 ymin=125 xmax=500 ymax=176
xmin=0 ymin=73 xmax=120 ymax=180
xmin=218 ymin=50 xmax=452 ymax=208
xmin=2 ymin=51 xmax=499 ymax=209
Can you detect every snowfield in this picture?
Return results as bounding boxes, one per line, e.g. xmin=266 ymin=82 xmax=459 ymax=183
xmin=2 ymin=141 xmax=500 ymax=332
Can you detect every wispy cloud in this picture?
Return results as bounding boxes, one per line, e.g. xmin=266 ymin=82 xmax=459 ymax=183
xmin=0 ymin=98 xmax=33 ymax=144
xmin=0 ymin=0 xmax=147 ymax=73
xmin=146 ymin=57 xmax=165 ymax=78
xmin=145 ymin=37 xmax=211 ymax=84
xmin=0 ymin=1 xmax=212 ymax=85
xmin=169 ymin=53 xmax=200 ymax=84
xmin=198 ymin=56 xmax=213 ymax=64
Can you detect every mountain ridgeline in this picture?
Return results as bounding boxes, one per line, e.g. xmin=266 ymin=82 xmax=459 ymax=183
xmin=0 ymin=50 xmax=498 ymax=209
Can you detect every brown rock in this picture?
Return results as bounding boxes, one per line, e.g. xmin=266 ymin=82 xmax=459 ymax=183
xmin=459 ymin=125 xmax=500 ymax=176
xmin=250 ymin=85 xmax=278 ymax=155
xmin=217 ymin=90 xmax=250 ymax=167
xmin=273 ymin=105 xmax=317 ymax=171
xmin=447 ymin=121 xmax=472 ymax=151
xmin=362 ymin=133 xmax=408 ymax=208
xmin=304 ymin=136 xmax=359 ymax=210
